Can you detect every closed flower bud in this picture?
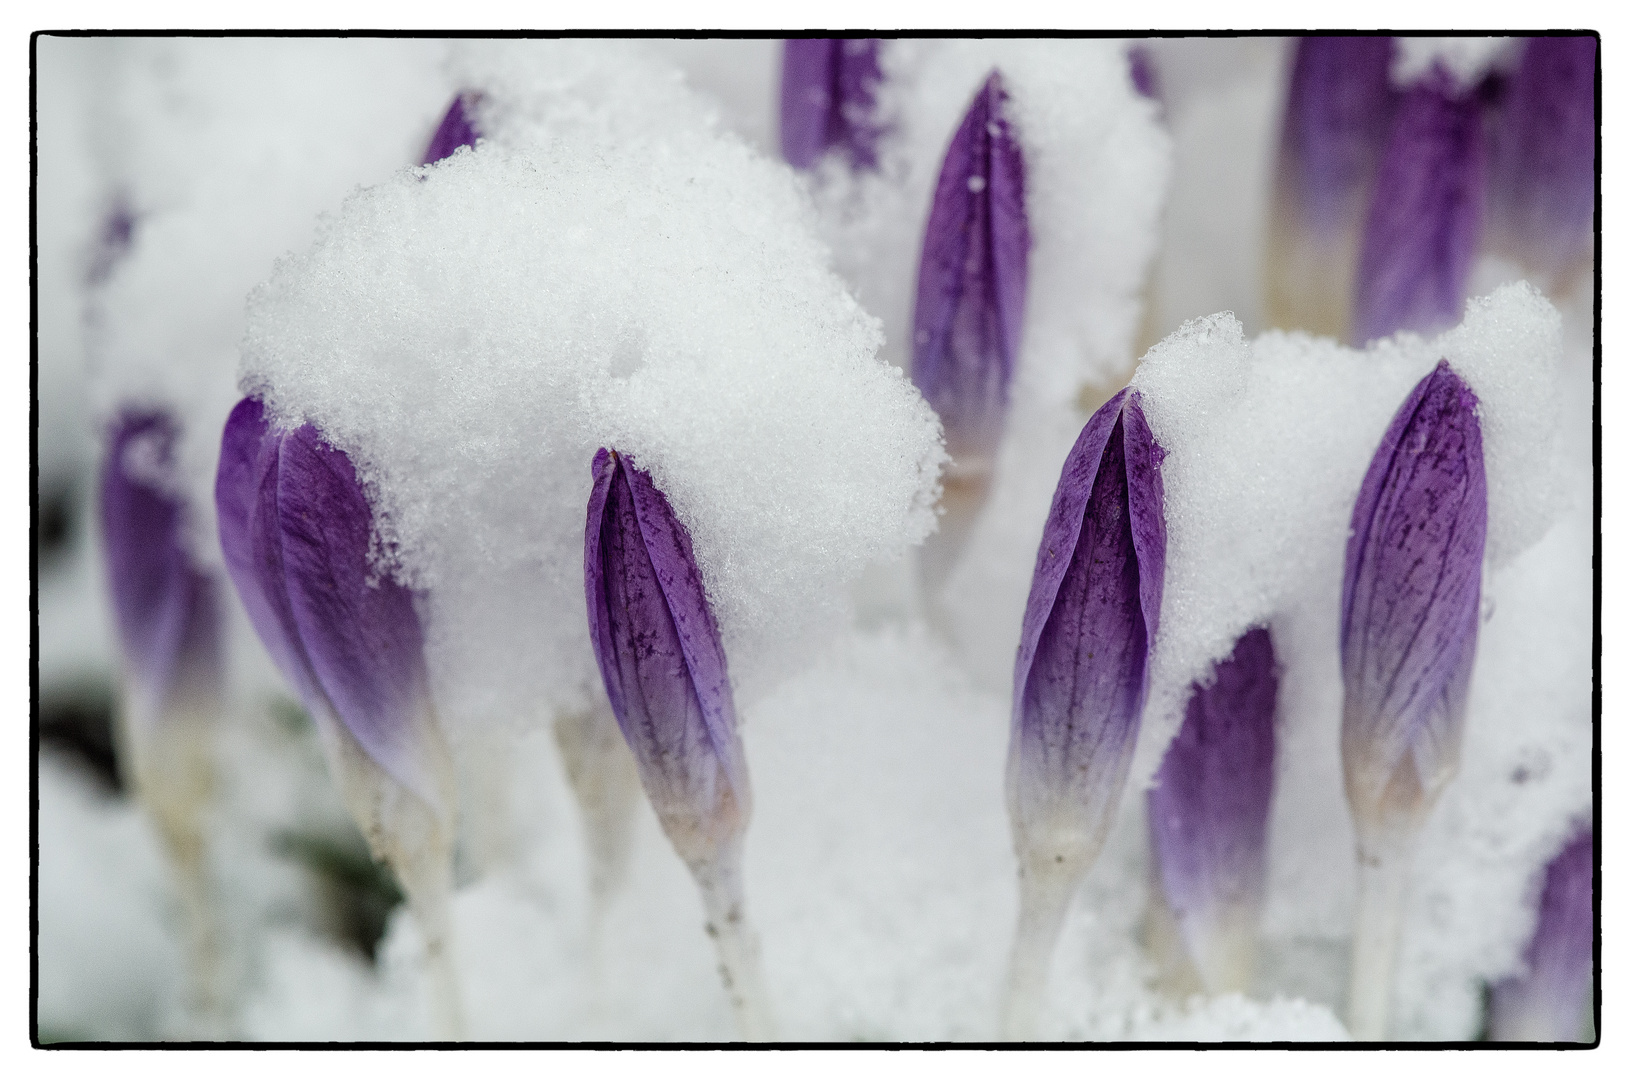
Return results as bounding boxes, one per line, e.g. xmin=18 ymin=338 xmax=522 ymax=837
xmin=1488 ymin=826 xmax=1595 ymax=1042
xmin=1352 ymin=67 xmax=1487 ymax=344
xmin=1147 ymin=626 xmax=1278 ymax=995
xmin=420 ymin=92 xmax=482 ymax=166
xmin=779 ymin=38 xmax=883 ymax=170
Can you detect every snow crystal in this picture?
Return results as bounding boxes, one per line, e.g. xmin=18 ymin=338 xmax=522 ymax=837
xmin=1393 ymin=37 xmax=1518 ymax=90
xmin=242 ymin=41 xmax=944 ymax=739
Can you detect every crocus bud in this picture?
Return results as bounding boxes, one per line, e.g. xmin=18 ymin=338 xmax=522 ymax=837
xmin=584 ymin=448 xmax=749 ymax=868
xmin=1127 ymin=44 xmax=1161 ymax=104
xmin=911 ymin=69 xmax=1030 ymax=472
xmin=101 ymin=409 xmax=224 ymax=736
xmin=779 ymin=38 xmax=883 ymax=170
xmin=1265 ymin=37 xmax=1396 ymax=339
xmin=1341 ymin=360 xmax=1485 ymax=839
xmin=1488 ymin=36 xmax=1597 ymax=289
xmin=420 ymin=92 xmax=482 ymax=167
xmin=1001 ymin=388 xmax=1164 ymax=1038
xmin=1351 ymin=67 xmax=1487 ymax=345
xmin=217 ymin=397 xmax=463 ymax=1038
xmin=216 ymin=398 xmax=450 ymax=818
xmin=1339 ymin=360 xmax=1485 ymax=1041
xmin=1488 ymin=826 xmax=1594 ymax=1042
xmin=584 ymin=448 xmax=774 ymax=1039
xmin=1146 ymin=626 xmax=1277 ymax=995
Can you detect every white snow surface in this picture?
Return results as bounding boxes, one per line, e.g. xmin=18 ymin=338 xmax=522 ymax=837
xmin=243 ymin=41 xmax=945 ymax=738
xmin=1392 ymin=37 xmax=1519 ymax=90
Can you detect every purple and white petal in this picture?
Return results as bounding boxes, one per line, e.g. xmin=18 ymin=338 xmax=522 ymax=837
xmin=1489 ymin=826 xmax=1595 ymax=1042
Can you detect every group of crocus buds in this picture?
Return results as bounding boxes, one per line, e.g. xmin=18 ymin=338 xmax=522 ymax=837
xmin=216 ymin=399 xmax=465 ymax=1040
xmin=584 ymin=449 xmax=776 ymax=1041
xmin=1488 ymin=825 xmax=1595 ymax=1042
xmin=1339 ymin=359 xmax=1487 ymax=1040
xmin=99 ymin=409 xmax=227 ymax=1028
xmin=1268 ymin=36 xmax=1596 ymax=345
xmin=908 ymin=69 xmax=1031 ymax=602
xmin=1001 ymin=387 xmax=1166 ymax=1039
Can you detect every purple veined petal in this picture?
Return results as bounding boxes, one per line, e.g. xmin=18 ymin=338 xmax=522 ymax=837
xmin=779 ymin=38 xmax=883 ymax=170
xmin=101 ymin=409 xmax=223 ymax=722
xmin=1340 ymin=360 xmax=1486 ymax=826
xmin=1008 ymin=389 xmax=1166 ymax=860
xmin=1489 ymin=36 xmax=1597 ymax=281
xmin=911 ymin=69 xmax=1030 ymax=467
xmin=1147 ymin=626 xmax=1277 ymax=987
xmin=274 ymin=425 xmax=442 ymax=809
xmin=584 ymin=449 xmax=749 ymax=864
xmin=1489 ymin=826 xmax=1595 ymax=1042
xmin=1351 ymin=66 xmax=1487 ymax=345
xmin=1278 ymin=37 xmax=1398 ymax=238
xmin=420 ymin=91 xmax=482 ymax=166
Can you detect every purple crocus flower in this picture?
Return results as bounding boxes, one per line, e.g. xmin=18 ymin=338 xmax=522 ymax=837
xmin=1489 ymin=826 xmax=1595 ymax=1042
xmin=911 ymin=69 xmax=1030 ymax=470
xmin=584 ymin=448 xmax=749 ymax=866
xmin=215 ymin=397 xmax=445 ymax=814
xmin=779 ymin=38 xmax=883 ymax=170
xmin=1351 ymin=67 xmax=1486 ymax=344
xmin=1009 ymin=388 xmax=1166 ymax=871
xmin=420 ymin=92 xmax=482 ymax=167
xmin=1147 ymin=625 xmax=1277 ymax=993
xmin=1127 ymin=44 xmax=1162 ymax=104
xmin=1489 ymin=36 xmax=1597 ymax=284
xmin=1001 ymin=389 xmax=1164 ymax=1037
xmin=101 ymin=409 xmax=224 ymax=728
xmin=1341 ymin=360 xmax=1485 ymax=832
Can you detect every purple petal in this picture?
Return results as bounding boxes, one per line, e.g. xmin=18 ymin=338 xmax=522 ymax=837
xmin=1341 ymin=361 xmax=1486 ymax=822
xmin=100 ymin=409 xmax=222 ymax=720
xmin=1489 ymin=36 xmax=1597 ymax=277
xmin=420 ymin=92 xmax=482 ymax=166
xmin=1351 ymin=67 xmax=1486 ymax=344
xmin=584 ymin=449 xmax=748 ymax=861
xmin=274 ymin=425 xmax=440 ymax=806
xmin=86 ymin=195 xmax=137 ymax=287
xmin=1489 ymin=826 xmax=1595 ymax=1042
xmin=1127 ymin=45 xmax=1162 ymax=105
xmin=911 ymin=69 xmax=1030 ymax=466
xmin=779 ymin=38 xmax=883 ymax=170
xmin=1277 ymin=37 xmax=1398 ymax=237
xmin=1008 ymin=390 xmax=1166 ymax=855
xmin=1147 ymin=627 xmax=1277 ymax=967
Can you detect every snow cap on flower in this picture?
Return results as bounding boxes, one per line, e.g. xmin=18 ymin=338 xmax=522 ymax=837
xmin=779 ymin=38 xmax=883 ymax=170
xmin=1351 ymin=67 xmax=1487 ymax=344
xmin=1489 ymin=36 xmax=1597 ymax=283
xmin=101 ymin=409 xmax=223 ymax=724
xmin=1489 ymin=825 xmax=1595 ymax=1042
xmin=1147 ymin=625 xmax=1277 ymax=990
xmin=911 ymin=69 xmax=1030 ymax=467
xmin=1008 ymin=388 xmax=1165 ymax=871
xmin=421 ymin=91 xmax=482 ymax=166
xmin=1340 ymin=360 xmax=1486 ymax=833
xmin=585 ymin=448 xmax=749 ymax=866
xmin=1278 ymin=37 xmax=1397 ymax=239
xmin=216 ymin=397 xmax=445 ymax=814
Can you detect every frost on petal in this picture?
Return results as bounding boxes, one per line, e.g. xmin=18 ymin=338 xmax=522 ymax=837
xmin=101 ymin=409 xmax=222 ymax=722
xmin=585 ymin=449 xmax=749 ymax=864
xmin=1351 ymin=68 xmax=1486 ymax=344
xmin=1489 ymin=826 xmax=1595 ymax=1042
xmin=1008 ymin=390 xmax=1165 ymax=865
xmin=420 ymin=92 xmax=482 ymax=166
xmin=1147 ymin=626 xmax=1277 ymax=980
xmin=274 ymin=425 xmax=441 ymax=807
xmin=911 ymin=69 xmax=1030 ymax=467
xmin=1489 ymin=36 xmax=1597 ymax=282
xmin=1340 ymin=360 xmax=1486 ymax=827
xmin=779 ymin=38 xmax=882 ymax=170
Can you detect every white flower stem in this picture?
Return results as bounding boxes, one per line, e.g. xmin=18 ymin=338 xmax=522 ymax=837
xmin=1000 ymin=863 xmax=1077 ymax=1041
xmin=1345 ymin=827 xmax=1417 ymax=1041
xmin=691 ymin=846 xmax=777 ymax=1042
